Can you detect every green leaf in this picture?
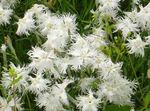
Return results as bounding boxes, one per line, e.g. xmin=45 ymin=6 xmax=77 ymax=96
xmin=105 ymin=104 xmax=131 ymax=111
xmin=9 ymin=67 xmax=17 ymax=78
xmin=145 ymin=108 xmax=150 ymax=111
xmin=144 ymin=92 xmax=150 ymax=108
xmin=12 ymin=76 xmax=22 ymax=85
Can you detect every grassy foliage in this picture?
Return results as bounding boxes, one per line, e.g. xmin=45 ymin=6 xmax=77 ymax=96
xmin=0 ymin=0 xmax=150 ymax=111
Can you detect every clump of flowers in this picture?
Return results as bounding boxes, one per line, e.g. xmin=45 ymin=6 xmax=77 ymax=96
xmin=0 ymin=0 xmax=18 ymax=25
xmin=93 ymin=0 xmax=150 ymax=57
xmin=1 ymin=0 xmax=150 ymax=111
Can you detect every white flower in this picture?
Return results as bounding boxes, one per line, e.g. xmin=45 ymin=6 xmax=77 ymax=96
xmin=54 ymin=57 xmax=71 ymax=74
xmin=61 ymin=14 xmax=77 ymax=34
xmin=36 ymin=92 xmax=64 ymax=111
xmin=69 ymin=48 xmax=98 ymax=69
xmin=132 ymin=0 xmax=140 ymax=5
xmin=77 ymin=90 xmax=100 ymax=111
xmin=97 ymin=0 xmax=121 ymax=18
xmin=38 ymin=15 xmax=70 ymax=51
xmin=0 ymin=97 xmax=22 ymax=111
xmin=38 ymin=15 xmax=62 ymax=36
xmin=145 ymin=36 xmax=150 ymax=44
xmin=2 ymin=63 xmax=29 ymax=92
xmin=85 ymin=34 xmax=106 ymax=49
xmin=93 ymin=27 xmax=106 ymax=37
xmin=96 ymin=0 xmax=121 ymax=9
xmin=69 ymin=57 xmax=83 ymax=70
xmin=80 ymin=77 xmax=95 ymax=92
xmin=116 ymin=17 xmax=139 ymax=39
xmin=97 ymin=78 xmax=137 ymax=105
xmin=50 ymin=79 xmax=73 ymax=105
xmin=1 ymin=44 xmax=7 ymax=52
xmin=36 ymin=79 xmax=73 ymax=111
xmin=0 ymin=4 xmax=13 ymax=25
xmin=28 ymin=73 xmax=50 ymax=94
xmin=98 ymin=58 xmax=122 ymax=80
xmin=126 ymin=35 xmax=147 ymax=57
xmin=0 ymin=97 xmax=14 ymax=111
xmin=28 ymin=47 xmax=56 ymax=73
xmin=98 ymin=6 xmax=118 ymax=18
xmin=28 ymin=4 xmax=49 ymax=16
xmin=136 ymin=3 xmax=150 ymax=30
xmin=16 ymin=11 xmax=35 ymax=35
xmin=27 ymin=4 xmax=51 ymax=28
xmin=125 ymin=9 xmax=138 ymax=21
xmin=69 ymin=37 xmax=98 ymax=69
xmin=130 ymin=107 xmax=135 ymax=111
xmin=91 ymin=53 xmax=108 ymax=69
xmin=42 ymin=30 xmax=69 ymax=51
xmin=0 ymin=0 xmax=18 ymax=8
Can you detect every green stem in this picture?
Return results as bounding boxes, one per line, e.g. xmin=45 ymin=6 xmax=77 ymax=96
xmin=2 ymin=50 xmax=7 ymax=67
xmin=67 ymin=94 xmax=77 ymax=105
xmin=12 ymin=84 xmax=17 ymax=111
xmin=128 ymin=54 xmax=143 ymax=99
xmin=5 ymin=36 xmax=21 ymax=64
xmin=25 ymin=92 xmax=32 ymax=110
xmin=102 ymin=99 xmax=107 ymax=111
xmin=115 ymin=53 xmax=120 ymax=62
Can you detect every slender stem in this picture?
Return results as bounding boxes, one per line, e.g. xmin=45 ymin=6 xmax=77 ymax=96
xmin=67 ymin=94 xmax=77 ymax=105
xmin=5 ymin=36 xmax=21 ymax=64
xmin=12 ymin=84 xmax=17 ymax=111
xmin=102 ymin=99 xmax=107 ymax=111
xmin=25 ymin=92 xmax=32 ymax=110
xmin=128 ymin=54 xmax=143 ymax=98
xmin=35 ymin=34 xmax=42 ymax=45
xmin=115 ymin=53 xmax=120 ymax=62
xmin=2 ymin=51 xmax=7 ymax=67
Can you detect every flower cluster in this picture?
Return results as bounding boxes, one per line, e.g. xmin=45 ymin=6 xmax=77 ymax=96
xmin=0 ymin=1 xmax=145 ymax=111
xmin=0 ymin=0 xmax=18 ymax=25
xmin=0 ymin=3 xmax=137 ymax=111
xmin=94 ymin=0 xmax=150 ymax=57
xmin=116 ymin=2 xmax=150 ymax=57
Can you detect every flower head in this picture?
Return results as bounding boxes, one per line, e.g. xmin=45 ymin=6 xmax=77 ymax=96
xmin=0 ymin=4 xmax=13 ymax=25
xmin=0 ymin=97 xmax=22 ymax=111
xmin=16 ymin=11 xmax=35 ymax=35
xmin=28 ymin=73 xmax=50 ymax=94
xmin=126 ymin=35 xmax=147 ymax=57
xmin=116 ymin=17 xmax=139 ymax=39
xmin=77 ymin=90 xmax=100 ymax=111
xmin=2 ymin=63 xmax=29 ymax=92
